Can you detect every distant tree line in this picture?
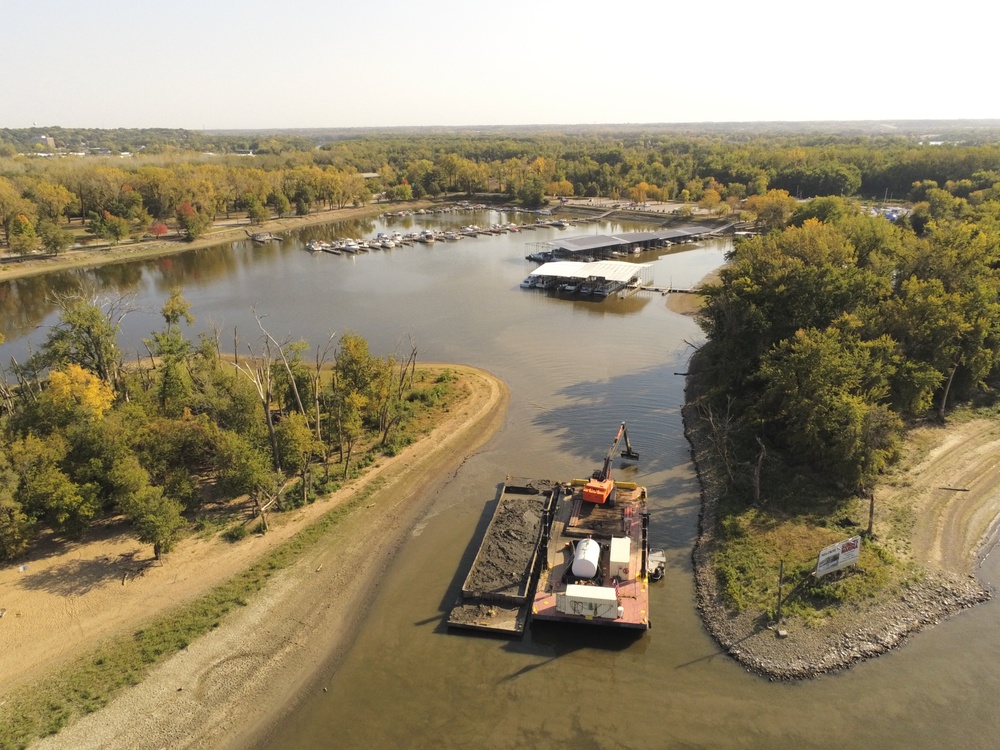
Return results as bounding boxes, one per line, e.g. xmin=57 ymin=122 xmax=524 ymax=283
xmin=0 ymin=290 xmax=435 ymax=561
xmin=7 ymin=127 xmax=1000 ymax=253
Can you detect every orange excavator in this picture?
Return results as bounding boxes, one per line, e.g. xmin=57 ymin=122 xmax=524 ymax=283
xmin=582 ymin=422 xmax=640 ymax=505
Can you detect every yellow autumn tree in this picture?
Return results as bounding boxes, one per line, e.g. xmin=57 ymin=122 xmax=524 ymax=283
xmin=44 ymin=363 xmax=115 ymax=420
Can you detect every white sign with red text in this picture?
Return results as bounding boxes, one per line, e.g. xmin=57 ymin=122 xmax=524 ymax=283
xmin=815 ymin=536 xmax=861 ymax=578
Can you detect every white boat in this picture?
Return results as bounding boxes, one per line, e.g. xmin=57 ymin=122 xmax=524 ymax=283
xmin=419 ymin=230 xmax=436 ymax=243
xmin=520 ymin=275 xmax=539 ymax=289
xmin=342 ymin=240 xmax=359 ymax=253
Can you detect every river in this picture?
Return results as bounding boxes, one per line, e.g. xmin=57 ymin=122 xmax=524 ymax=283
xmin=2 ymin=210 xmax=997 ymax=749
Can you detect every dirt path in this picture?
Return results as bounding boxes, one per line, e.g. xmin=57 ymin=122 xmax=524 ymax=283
xmin=883 ymin=418 xmax=1000 ymax=572
xmin=2 ymin=364 xmax=507 ymax=749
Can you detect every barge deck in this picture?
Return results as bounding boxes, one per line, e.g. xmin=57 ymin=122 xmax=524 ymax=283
xmin=448 ymin=477 xmax=656 ymax=634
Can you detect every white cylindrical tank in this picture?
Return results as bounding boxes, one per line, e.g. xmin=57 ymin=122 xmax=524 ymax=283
xmin=572 ymin=538 xmax=601 ymax=579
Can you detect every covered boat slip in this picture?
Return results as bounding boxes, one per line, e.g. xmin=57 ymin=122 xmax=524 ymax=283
xmin=446 ymin=479 xmax=556 ymax=635
xmin=527 ymin=225 xmax=718 ymax=261
xmin=528 ymin=259 xmax=653 ymax=296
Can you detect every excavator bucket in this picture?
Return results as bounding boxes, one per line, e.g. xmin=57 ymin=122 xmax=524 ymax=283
xmin=621 ymin=448 xmax=639 ymax=461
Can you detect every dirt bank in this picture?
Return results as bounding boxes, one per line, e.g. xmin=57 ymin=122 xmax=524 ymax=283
xmin=5 ymin=364 xmax=507 ymax=749
xmin=686 ymin=398 xmax=995 ymax=680
xmin=0 ymin=200 xmax=434 ymax=283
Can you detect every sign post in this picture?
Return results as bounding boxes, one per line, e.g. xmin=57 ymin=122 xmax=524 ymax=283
xmin=815 ymin=536 xmax=861 ymax=578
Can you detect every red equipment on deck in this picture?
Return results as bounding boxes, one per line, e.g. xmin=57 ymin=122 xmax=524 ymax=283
xmin=581 ymin=422 xmax=639 ymax=504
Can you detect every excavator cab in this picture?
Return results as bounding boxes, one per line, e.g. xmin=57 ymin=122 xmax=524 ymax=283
xmin=582 ymin=422 xmax=639 ymax=505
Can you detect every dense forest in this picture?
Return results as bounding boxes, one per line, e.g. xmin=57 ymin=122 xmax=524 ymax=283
xmin=6 ymin=124 xmax=1000 ymax=254
xmin=0 ymin=290 xmax=444 ymax=562
xmin=695 ymin=194 xmax=1000 ymax=499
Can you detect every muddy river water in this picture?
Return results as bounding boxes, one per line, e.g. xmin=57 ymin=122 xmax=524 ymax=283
xmin=3 ymin=210 xmax=999 ymax=749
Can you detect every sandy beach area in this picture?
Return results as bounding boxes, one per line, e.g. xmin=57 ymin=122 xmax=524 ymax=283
xmin=2 ymin=364 xmax=507 ymax=749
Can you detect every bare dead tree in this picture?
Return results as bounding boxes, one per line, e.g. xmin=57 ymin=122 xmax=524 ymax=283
xmin=396 ymin=333 xmax=418 ymax=400
xmin=752 ymin=436 xmax=767 ymax=506
xmin=234 ymin=318 xmax=281 ymax=472
xmin=312 ymin=332 xmax=338 ymax=444
xmin=253 ymin=310 xmax=307 ymax=418
xmin=700 ymin=397 xmax=737 ymax=484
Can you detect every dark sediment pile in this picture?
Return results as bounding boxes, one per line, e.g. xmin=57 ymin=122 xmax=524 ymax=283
xmin=462 ymin=495 xmax=542 ymax=599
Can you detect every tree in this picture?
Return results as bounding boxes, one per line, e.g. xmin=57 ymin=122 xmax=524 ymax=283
xmin=149 ymin=221 xmax=169 ymax=240
xmin=244 ymin=196 xmax=270 ymax=225
xmin=175 ymin=201 xmax=212 ymax=240
xmin=8 ymin=213 xmax=37 ymax=255
xmin=744 ymin=189 xmax=798 ymax=232
xmin=759 ymin=326 xmax=902 ymax=491
xmin=29 ymin=296 xmax=129 ymax=391
xmin=9 ymin=433 xmax=99 ymax=538
xmin=517 ymin=176 xmax=546 ymax=208
xmin=0 ymin=448 xmax=34 ymax=560
xmin=275 ymin=412 xmax=320 ymax=506
xmin=42 ymin=363 xmax=116 ymax=423
xmin=339 ymin=391 xmax=366 ymax=479
xmin=123 ymin=485 xmax=185 ymax=560
xmin=146 ymin=288 xmax=194 ymax=416
xmin=37 ymin=219 xmax=74 ymax=254
xmin=28 ymin=181 xmax=76 ymax=223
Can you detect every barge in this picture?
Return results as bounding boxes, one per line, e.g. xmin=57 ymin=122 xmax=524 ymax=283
xmin=448 ymin=423 xmax=664 ymax=635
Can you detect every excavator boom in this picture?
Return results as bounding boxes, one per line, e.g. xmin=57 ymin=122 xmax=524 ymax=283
xmin=582 ymin=422 xmax=639 ymax=504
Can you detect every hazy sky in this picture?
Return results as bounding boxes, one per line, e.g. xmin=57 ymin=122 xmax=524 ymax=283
xmin=5 ymin=0 xmax=996 ymax=129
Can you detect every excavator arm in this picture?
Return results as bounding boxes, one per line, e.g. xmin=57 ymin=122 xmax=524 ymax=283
xmin=582 ymin=422 xmax=639 ymax=504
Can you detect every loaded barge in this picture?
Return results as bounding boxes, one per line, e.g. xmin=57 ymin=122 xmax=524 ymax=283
xmin=447 ymin=423 xmax=664 ymax=635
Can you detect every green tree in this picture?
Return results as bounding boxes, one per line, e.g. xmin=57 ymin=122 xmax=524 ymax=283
xmin=175 ymin=201 xmax=212 ymax=240
xmin=37 ymin=219 xmax=74 ymax=254
xmin=744 ymin=189 xmax=797 ymax=232
xmin=8 ymin=213 xmax=37 ymax=255
xmin=146 ymin=288 xmax=194 ymax=416
xmin=9 ymin=434 xmax=99 ymax=538
xmin=123 ymin=485 xmax=185 ymax=560
xmin=29 ymin=298 xmax=127 ymax=391
xmin=0 ymin=449 xmax=34 ymax=560
xmin=759 ymin=326 xmax=902 ymax=491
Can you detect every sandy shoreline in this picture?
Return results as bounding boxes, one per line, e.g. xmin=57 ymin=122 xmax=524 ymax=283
xmin=8 ymin=364 xmax=507 ymax=749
